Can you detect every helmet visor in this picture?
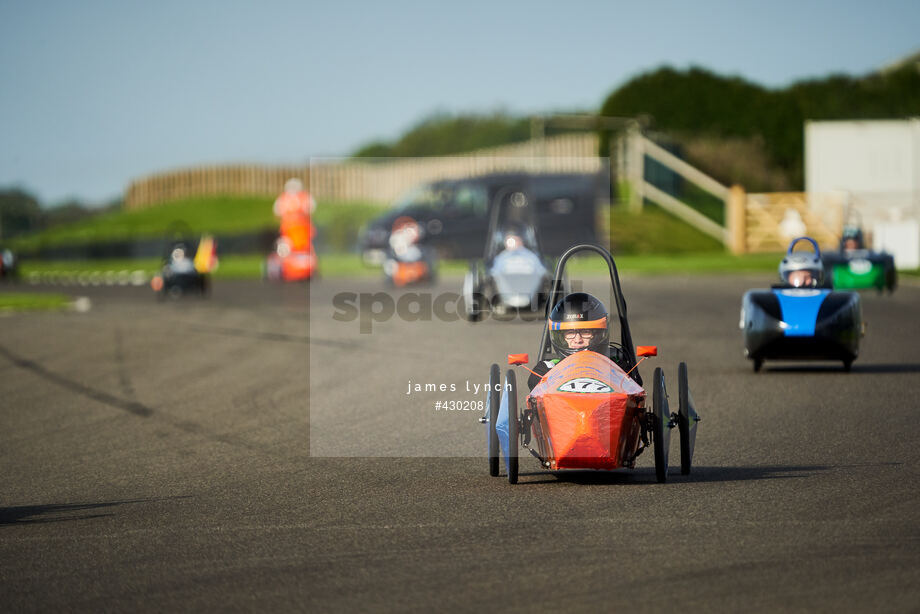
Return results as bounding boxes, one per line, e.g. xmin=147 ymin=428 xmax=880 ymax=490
xmin=782 ymin=266 xmax=821 ymax=288
xmin=549 ymin=316 xmax=609 ymax=352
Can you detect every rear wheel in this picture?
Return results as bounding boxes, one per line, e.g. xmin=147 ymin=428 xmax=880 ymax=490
xmin=652 ymin=367 xmax=670 ymax=483
xmin=488 ymin=364 xmax=500 ymax=477
xmin=843 ymin=359 xmax=853 ymax=372
xmin=505 ymin=369 xmax=519 ymax=485
xmin=753 ymin=358 xmax=763 ymax=373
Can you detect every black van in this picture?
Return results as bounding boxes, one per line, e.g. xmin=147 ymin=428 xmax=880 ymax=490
xmin=358 ymin=172 xmax=604 ymax=264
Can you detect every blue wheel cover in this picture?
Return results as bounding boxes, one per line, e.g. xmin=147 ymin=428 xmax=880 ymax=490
xmin=496 ymin=384 xmax=510 ymax=464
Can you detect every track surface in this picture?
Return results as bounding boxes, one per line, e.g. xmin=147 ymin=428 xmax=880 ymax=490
xmin=1 ymin=275 xmax=919 ymax=612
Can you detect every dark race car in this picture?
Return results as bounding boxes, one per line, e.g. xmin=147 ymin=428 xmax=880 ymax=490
xmin=151 ymin=238 xmax=213 ymax=299
xmin=741 ymin=237 xmax=863 ymax=372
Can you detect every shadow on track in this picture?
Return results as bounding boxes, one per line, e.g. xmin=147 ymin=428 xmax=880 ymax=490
xmin=517 ymin=464 xmax=836 ymax=486
xmin=0 ymin=498 xmax=183 ymax=526
xmin=762 ymin=363 xmax=920 ymax=374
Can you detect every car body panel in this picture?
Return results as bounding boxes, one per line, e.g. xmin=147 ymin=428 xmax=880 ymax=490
xmin=528 ymin=350 xmax=645 ymax=470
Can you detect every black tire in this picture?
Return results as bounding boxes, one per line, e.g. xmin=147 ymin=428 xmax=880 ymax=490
xmin=678 ymin=362 xmax=695 ymax=476
xmin=464 ymin=267 xmax=483 ymax=323
xmin=466 ymin=290 xmax=483 ymax=323
xmin=488 ymin=364 xmax=500 ymax=477
xmin=753 ymin=358 xmax=763 ymax=373
xmin=843 ymin=359 xmax=853 ymax=372
xmin=505 ymin=369 xmax=519 ymax=485
xmin=887 ymin=267 xmax=897 ymax=293
xmin=652 ymin=367 xmax=670 ymax=483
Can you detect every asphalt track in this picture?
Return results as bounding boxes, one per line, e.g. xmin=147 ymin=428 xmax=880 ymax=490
xmin=1 ymin=273 xmax=919 ymax=612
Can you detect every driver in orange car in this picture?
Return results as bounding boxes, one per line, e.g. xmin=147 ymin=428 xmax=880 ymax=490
xmin=528 ymin=292 xmax=631 ymax=389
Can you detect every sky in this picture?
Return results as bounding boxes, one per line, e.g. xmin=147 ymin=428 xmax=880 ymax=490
xmin=1 ymin=0 xmax=918 ymax=206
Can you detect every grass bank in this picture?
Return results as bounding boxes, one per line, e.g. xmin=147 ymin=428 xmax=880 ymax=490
xmin=9 ymin=196 xmax=389 ymax=254
xmin=0 ymin=291 xmax=72 ymax=311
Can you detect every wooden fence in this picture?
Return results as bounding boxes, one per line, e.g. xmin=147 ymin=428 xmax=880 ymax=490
xmin=124 ymin=134 xmax=602 ymax=209
xmin=726 ymin=188 xmax=844 ymax=253
xmin=621 ymin=126 xmax=731 ymax=244
xmin=621 ymin=126 xmax=845 ymax=253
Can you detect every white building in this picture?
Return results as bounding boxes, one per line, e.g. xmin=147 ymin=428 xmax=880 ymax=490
xmin=805 ymin=118 xmax=920 ymax=268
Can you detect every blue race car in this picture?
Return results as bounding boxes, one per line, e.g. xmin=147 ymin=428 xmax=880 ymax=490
xmin=741 ymin=237 xmax=863 ymax=372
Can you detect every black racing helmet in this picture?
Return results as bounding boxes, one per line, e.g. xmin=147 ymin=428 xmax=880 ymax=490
xmin=548 ymin=292 xmax=610 ymax=357
xmin=841 ymin=225 xmax=865 ymax=250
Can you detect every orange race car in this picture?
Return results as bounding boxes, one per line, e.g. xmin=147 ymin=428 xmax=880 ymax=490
xmin=382 ymin=216 xmax=436 ymax=287
xmin=265 ymin=235 xmax=317 ymax=282
xmin=480 ymin=244 xmax=701 ymax=484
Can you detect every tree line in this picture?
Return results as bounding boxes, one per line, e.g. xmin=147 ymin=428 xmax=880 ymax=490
xmin=600 ymin=64 xmax=920 ymax=188
xmin=353 ymin=64 xmax=920 ymax=189
xmin=0 ymin=189 xmax=119 ymax=240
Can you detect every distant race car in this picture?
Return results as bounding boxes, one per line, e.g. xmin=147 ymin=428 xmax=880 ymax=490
xmin=741 ymin=237 xmax=863 ymax=372
xmin=265 ymin=236 xmax=317 ymax=282
xmin=358 ymin=172 xmax=604 ymax=263
xmin=821 ymin=225 xmax=896 ymax=293
xmin=0 ymin=248 xmax=19 ymax=281
xmin=479 ymin=244 xmax=700 ymax=484
xmin=382 ymin=216 xmax=437 ymax=287
xmin=151 ymin=237 xmax=215 ymax=299
xmin=462 ymin=185 xmax=551 ymax=321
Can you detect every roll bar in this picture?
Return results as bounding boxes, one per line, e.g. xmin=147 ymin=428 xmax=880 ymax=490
xmin=536 ymin=243 xmax=637 ymax=368
xmin=483 ymin=183 xmax=543 ymax=262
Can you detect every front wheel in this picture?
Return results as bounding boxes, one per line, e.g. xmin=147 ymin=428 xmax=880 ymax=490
xmin=652 ymin=367 xmax=671 ymax=483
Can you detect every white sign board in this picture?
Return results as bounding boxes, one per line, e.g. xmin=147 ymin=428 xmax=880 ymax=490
xmin=874 ymin=220 xmax=920 ymax=270
xmin=806 ymin=119 xmax=919 ymax=194
xmin=805 ymin=119 xmax=920 ymax=223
